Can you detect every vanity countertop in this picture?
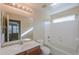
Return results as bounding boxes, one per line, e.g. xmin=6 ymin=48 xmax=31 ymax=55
xmin=0 ymin=41 xmax=40 ymax=55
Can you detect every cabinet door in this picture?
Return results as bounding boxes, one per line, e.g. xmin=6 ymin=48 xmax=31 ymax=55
xmin=16 ymin=46 xmax=42 ymax=55
xmin=16 ymin=51 xmax=27 ymax=55
xmin=27 ymin=46 xmax=42 ymax=55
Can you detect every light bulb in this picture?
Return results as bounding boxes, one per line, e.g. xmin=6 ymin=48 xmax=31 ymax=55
xmin=51 ymin=3 xmax=57 ymax=6
xmin=12 ymin=3 xmax=16 ymax=6
xmin=22 ymin=6 xmax=25 ymax=9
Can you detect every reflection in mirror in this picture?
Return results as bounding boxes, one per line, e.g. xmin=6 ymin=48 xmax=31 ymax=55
xmin=21 ymin=17 xmax=33 ymax=42
xmin=1 ymin=11 xmax=33 ymax=46
xmin=9 ymin=20 xmax=20 ymax=41
xmin=21 ymin=27 xmax=33 ymax=40
xmin=21 ymin=27 xmax=34 ymax=41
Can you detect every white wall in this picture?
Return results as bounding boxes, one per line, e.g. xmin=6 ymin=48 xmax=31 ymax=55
xmin=33 ymin=12 xmax=51 ymax=44
xmin=0 ymin=10 xmax=1 ymax=48
xmin=75 ymin=14 xmax=79 ymax=54
xmin=33 ymin=21 xmax=44 ymax=43
xmin=33 ymin=14 xmax=45 ymax=43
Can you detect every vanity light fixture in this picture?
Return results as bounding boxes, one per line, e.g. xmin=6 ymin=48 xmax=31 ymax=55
xmin=50 ymin=3 xmax=57 ymax=6
xmin=4 ymin=3 xmax=32 ymax=13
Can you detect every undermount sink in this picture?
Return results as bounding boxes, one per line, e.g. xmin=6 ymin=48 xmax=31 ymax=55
xmin=12 ymin=44 xmax=22 ymax=51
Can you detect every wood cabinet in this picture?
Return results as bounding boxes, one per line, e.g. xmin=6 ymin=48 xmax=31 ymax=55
xmin=16 ymin=46 xmax=42 ymax=55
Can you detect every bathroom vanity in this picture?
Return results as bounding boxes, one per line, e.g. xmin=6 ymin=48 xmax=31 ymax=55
xmin=16 ymin=45 xmax=41 ymax=55
xmin=0 ymin=41 xmax=41 ymax=55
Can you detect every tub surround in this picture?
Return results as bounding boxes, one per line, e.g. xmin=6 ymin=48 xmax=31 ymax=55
xmin=0 ymin=41 xmax=41 ymax=55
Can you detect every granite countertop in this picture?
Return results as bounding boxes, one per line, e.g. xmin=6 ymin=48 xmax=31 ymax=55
xmin=0 ymin=41 xmax=40 ymax=55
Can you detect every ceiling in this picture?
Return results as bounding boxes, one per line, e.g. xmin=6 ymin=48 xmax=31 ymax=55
xmin=20 ymin=3 xmax=51 ymax=9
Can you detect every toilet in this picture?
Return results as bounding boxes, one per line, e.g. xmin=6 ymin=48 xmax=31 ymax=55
xmin=36 ymin=40 xmax=51 ymax=55
xmin=40 ymin=46 xmax=51 ymax=55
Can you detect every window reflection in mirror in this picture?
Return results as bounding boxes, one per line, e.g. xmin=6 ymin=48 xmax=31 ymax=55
xmin=9 ymin=20 xmax=20 ymax=41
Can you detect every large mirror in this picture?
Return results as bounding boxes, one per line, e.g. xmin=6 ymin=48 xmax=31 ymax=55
xmin=1 ymin=11 xmax=33 ymax=47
